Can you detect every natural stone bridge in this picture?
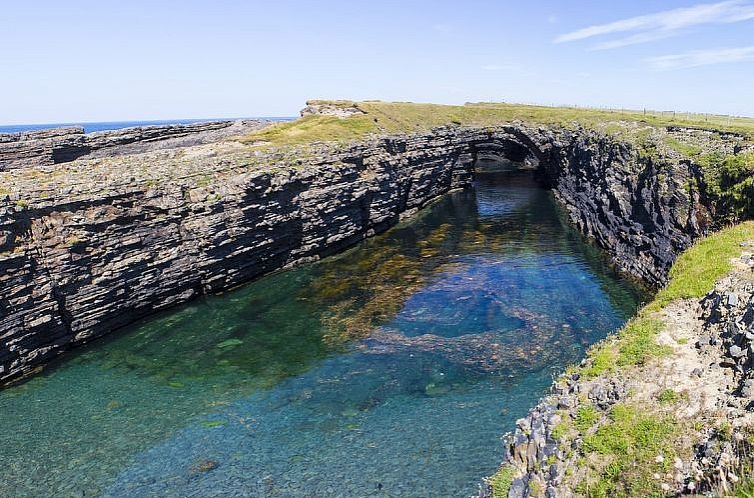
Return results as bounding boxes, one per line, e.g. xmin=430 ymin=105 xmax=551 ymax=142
xmin=0 ymin=123 xmax=711 ymax=384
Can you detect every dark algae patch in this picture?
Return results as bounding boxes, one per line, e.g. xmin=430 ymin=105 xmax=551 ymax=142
xmin=0 ymin=172 xmax=644 ymax=497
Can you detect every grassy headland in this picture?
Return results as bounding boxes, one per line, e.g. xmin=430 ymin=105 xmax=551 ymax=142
xmin=240 ymin=100 xmax=754 ymax=147
xmin=241 ymin=100 xmax=754 ymax=223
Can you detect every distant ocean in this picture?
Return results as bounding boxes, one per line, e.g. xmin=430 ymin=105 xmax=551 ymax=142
xmin=0 ymin=117 xmax=295 ymax=135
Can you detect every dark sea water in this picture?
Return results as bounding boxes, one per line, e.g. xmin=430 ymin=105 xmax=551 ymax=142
xmin=0 ymin=171 xmax=646 ymax=498
xmin=0 ymin=118 xmax=294 ymax=134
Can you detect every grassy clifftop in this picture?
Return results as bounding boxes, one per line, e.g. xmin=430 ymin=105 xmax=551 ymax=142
xmin=241 ymin=100 xmax=754 ymax=147
xmin=241 ymin=100 xmax=754 ymax=222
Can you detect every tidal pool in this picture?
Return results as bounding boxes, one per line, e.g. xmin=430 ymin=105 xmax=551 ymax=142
xmin=0 ymin=171 xmax=645 ymax=498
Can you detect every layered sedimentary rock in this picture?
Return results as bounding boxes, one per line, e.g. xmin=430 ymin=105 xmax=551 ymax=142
xmin=543 ymin=132 xmax=708 ymax=286
xmin=0 ymin=120 xmax=271 ymax=170
xmin=0 ymin=134 xmax=474 ymax=383
xmin=0 ymin=123 xmax=721 ymax=383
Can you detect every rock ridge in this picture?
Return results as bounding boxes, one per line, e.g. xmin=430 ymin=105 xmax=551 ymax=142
xmin=0 ymin=119 xmax=272 ymax=170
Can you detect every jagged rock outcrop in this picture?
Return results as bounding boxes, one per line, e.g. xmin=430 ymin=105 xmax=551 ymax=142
xmin=0 ymin=123 xmax=719 ymax=384
xmin=0 ymin=119 xmax=271 ymax=170
xmin=300 ymin=100 xmax=366 ymax=118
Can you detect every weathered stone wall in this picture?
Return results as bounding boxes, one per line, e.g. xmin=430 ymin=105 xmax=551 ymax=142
xmin=0 ymin=124 xmax=716 ymax=384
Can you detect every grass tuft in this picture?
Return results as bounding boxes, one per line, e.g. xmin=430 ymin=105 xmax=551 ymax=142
xmin=582 ymin=317 xmax=670 ymax=379
xmin=616 ymin=318 xmax=670 ymax=367
xmin=580 ymin=404 xmax=679 ymax=498
xmin=656 ymin=389 xmax=682 ymax=405
xmin=490 ymin=465 xmax=516 ymax=498
xmin=575 ymin=405 xmax=601 ymax=432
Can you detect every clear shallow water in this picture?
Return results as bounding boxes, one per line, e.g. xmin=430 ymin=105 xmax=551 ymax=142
xmin=0 ymin=117 xmax=294 ymax=134
xmin=0 ymin=172 xmax=646 ymax=498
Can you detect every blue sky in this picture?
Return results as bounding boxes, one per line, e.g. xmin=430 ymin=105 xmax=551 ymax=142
xmin=2 ymin=0 xmax=754 ymax=124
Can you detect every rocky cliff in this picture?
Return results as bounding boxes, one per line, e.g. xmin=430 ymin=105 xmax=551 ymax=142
xmin=544 ymin=131 xmax=709 ymax=287
xmin=0 ymin=119 xmax=271 ymax=170
xmin=0 ymin=122 xmax=723 ymax=384
xmin=0 ymin=133 xmax=474 ymax=383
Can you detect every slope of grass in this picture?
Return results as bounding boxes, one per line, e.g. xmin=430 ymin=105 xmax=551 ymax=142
xmin=490 ymin=466 xmax=516 ymax=498
xmin=242 ymin=114 xmax=378 ymax=146
xmin=581 ymin=222 xmax=754 ymax=380
xmin=648 ymin=221 xmax=754 ymax=311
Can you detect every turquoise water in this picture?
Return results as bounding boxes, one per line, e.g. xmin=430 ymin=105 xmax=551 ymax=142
xmin=0 ymin=172 xmax=645 ymax=498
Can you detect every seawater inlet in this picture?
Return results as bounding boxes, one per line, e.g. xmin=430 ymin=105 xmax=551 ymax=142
xmin=0 ymin=171 xmax=645 ymax=497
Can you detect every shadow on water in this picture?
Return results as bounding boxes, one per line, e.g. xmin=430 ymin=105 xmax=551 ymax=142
xmin=0 ymin=171 xmax=647 ymax=498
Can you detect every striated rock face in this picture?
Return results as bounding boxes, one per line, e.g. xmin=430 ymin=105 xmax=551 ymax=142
xmin=0 ymin=120 xmax=271 ymax=170
xmin=0 ymin=132 xmax=474 ymax=384
xmin=0 ymin=123 xmax=717 ymax=384
xmin=543 ymin=133 xmax=708 ymax=287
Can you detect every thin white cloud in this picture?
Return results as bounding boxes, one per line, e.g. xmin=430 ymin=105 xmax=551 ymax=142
xmin=555 ymin=0 xmax=754 ymax=49
xmin=647 ymin=45 xmax=754 ymax=69
xmin=591 ymin=31 xmax=677 ymax=50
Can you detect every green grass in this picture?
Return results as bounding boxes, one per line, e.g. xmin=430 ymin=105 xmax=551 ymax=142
xmin=582 ymin=317 xmax=670 ymax=379
xmin=490 ymin=465 xmax=516 ymax=498
xmin=579 ymin=404 xmax=679 ymax=498
xmin=698 ymin=151 xmax=754 ymax=222
xmin=663 ymin=135 xmax=703 ymax=158
xmin=240 ymin=100 xmax=754 ymax=147
xmin=616 ymin=318 xmax=670 ymax=367
xmin=581 ymin=222 xmax=754 ymax=378
xmin=551 ymin=420 xmax=571 ymax=441
xmin=648 ymin=221 xmax=754 ymax=311
xmin=656 ymin=389 xmax=681 ymax=405
xmin=575 ymin=405 xmax=601 ymax=432
xmin=581 ymin=347 xmax=618 ymax=378
xmin=733 ymin=481 xmax=754 ymax=498
xmin=241 ymin=114 xmax=379 ymax=146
